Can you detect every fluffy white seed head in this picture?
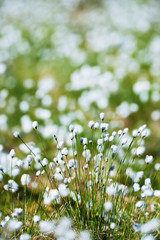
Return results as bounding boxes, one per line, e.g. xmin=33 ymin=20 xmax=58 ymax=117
xmin=132 ymin=130 xmax=139 ymax=138
xmin=121 ymin=138 xmax=128 ymax=146
xmin=136 ymin=146 xmax=145 ymax=156
xmin=13 ymin=131 xmax=20 ymax=138
xmin=110 ymin=222 xmax=116 ymax=229
xmin=62 ymin=147 xmax=68 ymax=156
xmin=8 ymin=219 xmax=23 ymax=232
xmin=1 ymin=220 xmax=7 ymax=228
xmin=88 ymin=120 xmax=95 ymax=129
xmin=100 ymin=112 xmax=105 ymax=120
xmin=123 ymin=128 xmax=129 ymax=134
xmin=21 ymin=174 xmax=31 ymax=185
xmin=118 ymin=130 xmax=123 ymax=136
xmin=10 ymin=149 xmax=16 ymax=158
xmin=97 ymin=139 xmax=103 ymax=146
xmin=140 ymin=218 xmax=160 ymax=234
xmin=94 ymin=122 xmax=99 ymax=130
xmin=19 ymin=234 xmax=31 ymax=240
xmin=33 ymin=215 xmax=40 ymax=223
xmin=39 ymin=221 xmax=55 ymax=233
xmin=32 ymin=121 xmax=38 ymax=129
xmin=79 ymin=231 xmax=92 ymax=240
xmin=83 ymin=138 xmax=88 ymax=145
xmin=104 ymin=201 xmax=113 ymax=211
xmin=136 ymin=201 xmax=146 ymax=210
xmin=145 ymin=155 xmax=153 ymax=164
xmin=42 ymin=158 xmax=48 ymax=167
xmin=57 ymin=141 xmax=64 ymax=150
xmin=69 ymin=124 xmax=74 ymax=132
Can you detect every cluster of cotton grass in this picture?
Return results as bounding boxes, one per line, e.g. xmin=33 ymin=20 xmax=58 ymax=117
xmin=0 ymin=113 xmax=160 ymax=239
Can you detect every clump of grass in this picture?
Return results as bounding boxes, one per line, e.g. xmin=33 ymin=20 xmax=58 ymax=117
xmin=0 ymin=113 xmax=160 ymax=239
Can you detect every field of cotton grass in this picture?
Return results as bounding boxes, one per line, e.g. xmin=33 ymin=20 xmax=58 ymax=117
xmin=0 ymin=0 xmax=160 ymax=239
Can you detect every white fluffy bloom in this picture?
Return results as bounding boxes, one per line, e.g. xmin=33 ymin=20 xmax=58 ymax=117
xmin=10 ymin=149 xmax=16 ymax=158
xmin=69 ymin=125 xmax=74 ymax=132
xmin=142 ymin=189 xmax=153 ymax=197
xmin=1 ymin=220 xmax=7 ymax=228
xmin=132 ymin=130 xmax=139 ymax=138
xmin=79 ymin=231 xmax=92 ymax=240
xmin=100 ymin=112 xmax=105 ymax=120
xmin=82 ymin=149 xmax=91 ymax=160
xmin=42 ymin=158 xmax=48 ymax=167
xmin=94 ymin=122 xmax=99 ymax=130
xmin=32 ymin=121 xmax=38 ymax=129
xmin=67 ymin=159 xmax=77 ymax=169
xmin=136 ymin=146 xmax=145 ymax=156
xmin=57 ymin=141 xmax=64 ymax=150
xmin=83 ymin=138 xmax=88 ymax=145
xmin=54 ymin=173 xmax=63 ymax=181
xmin=88 ymin=120 xmax=95 ymax=129
xmin=20 ymin=234 xmax=31 ymax=240
xmin=155 ymin=163 xmax=160 ymax=170
xmin=26 ymin=155 xmax=33 ymax=166
xmin=55 ymin=217 xmax=76 ymax=239
xmin=100 ymin=123 xmax=109 ymax=132
xmin=123 ymin=128 xmax=129 ymax=134
xmin=133 ymin=183 xmax=140 ymax=192
xmin=111 ymin=145 xmax=118 ymax=153
xmin=141 ymin=129 xmax=149 ymax=138
xmin=39 ymin=221 xmax=55 ymax=233
xmin=33 ymin=215 xmax=40 ymax=223
xmin=140 ymin=219 xmax=160 ymax=234
xmin=106 ymin=185 xmax=117 ymax=196
xmin=104 ymin=201 xmax=113 ymax=211
xmin=58 ymin=184 xmax=69 ymax=197
xmin=138 ymin=124 xmax=147 ymax=133
xmin=8 ymin=220 xmax=23 ymax=232
xmin=62 ymin=147 xmax=68 ymax=156
xmin=136 ymin=201 xmax=146 ymax=210
xmin=110 ymin=222 xmax=116 ymax=229
xmin=21 ymin=174 xmax=31 ymax=185
xmin=36 ymin=170 xmax=41 ymax=177
xmin=154 ymin=190 xmax=160 ymax=197
xmin=141 ymin=235 xmax=155 ymax=240
xmin=109 ymin=136 xmax=114 ymax=142
xmin=97 ymin=139 xmax=103 ymax=146
xmin=12 ymin=208 xmax=23 ymax=218
xmin=121 ymin=138 xmax=128 ymax=146
xmin=145 ymin=155 xmax=153 ymax=164
xmin=13 ymin=131 xmax=20 ymax=138
xmin=118 ymin=130 xmax=123 ymax=136
xmin=145 ymin=178 xmax=151 ymax=186
xmin=4 ymin=180 xmax=19 ymax=192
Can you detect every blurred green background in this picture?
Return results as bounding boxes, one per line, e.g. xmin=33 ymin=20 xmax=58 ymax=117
xmin=0 ymin=0 xmax=160 ymax=158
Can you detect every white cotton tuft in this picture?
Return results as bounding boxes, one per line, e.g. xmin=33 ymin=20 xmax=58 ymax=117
xmin=104 ymin=201 xmax=113 ymax=211
xmin=13 ymin=131 xmax=20 ymax=138
xmin=79 ymin=230 xmax=92 ymax=240
xmin=140 ymin=218 xmax=160 ymax=234
xmin=100 ymin=112 xmax=105 ymax=120
xmin=21 ymin=174 xmax=31 ymax=185
xmin=32 ymin=121 xmax=38 ymax=129
xmin=33 ymin=215 xmax=40 ymax=223
xmin=58 ymin=184 xmax=69 ymax=197
xmin=8 ymin=220 xmax=23 ymax=232
xmin=145 ymin=155 xmax=153 ymax=164
xmin=39 ymin=221 xmax=55 ymax=233
xmin=19 ymin=234 xmax=31 ymax=240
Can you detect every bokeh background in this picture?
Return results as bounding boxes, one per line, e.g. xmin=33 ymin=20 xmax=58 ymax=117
xmin=0 ymin=0 xmax=160 ymax=158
